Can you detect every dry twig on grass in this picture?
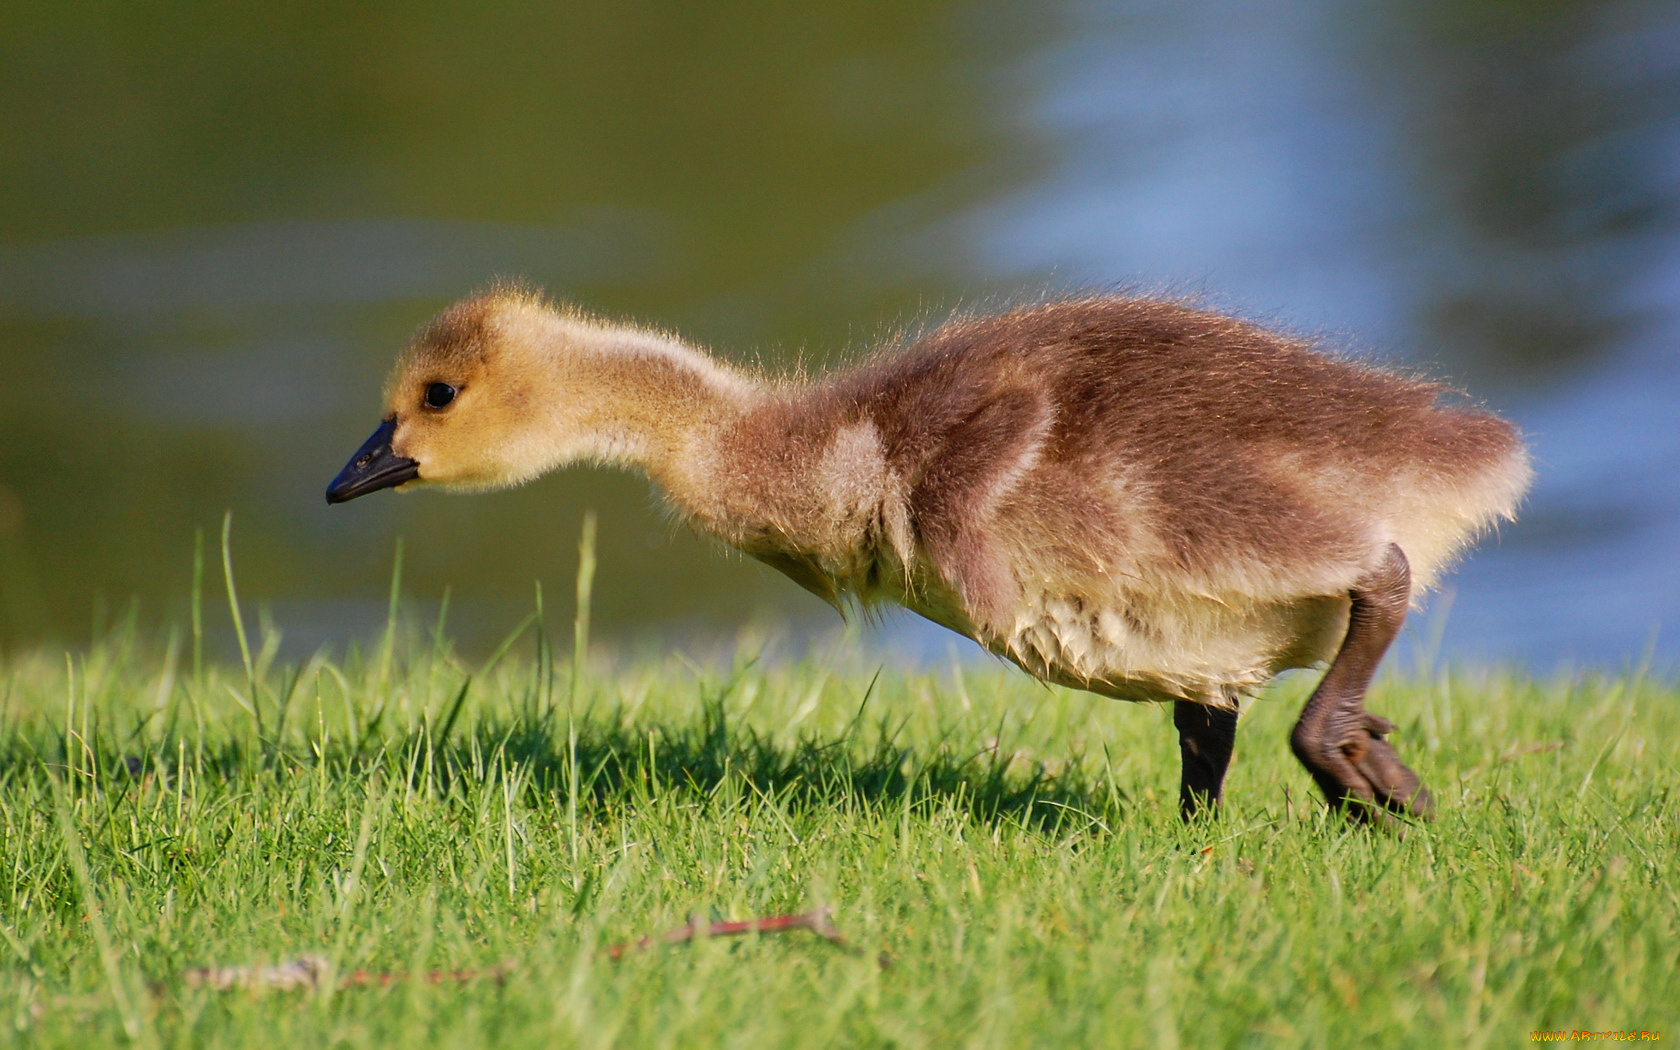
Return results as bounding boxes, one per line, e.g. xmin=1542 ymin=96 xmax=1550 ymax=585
xmin=180 ymin=955 xmax=511 ymax=992
xmin=175 ymin=907 xmax=881 ymax=992
xmin=601 ymin=907 xmax=857 ymax=960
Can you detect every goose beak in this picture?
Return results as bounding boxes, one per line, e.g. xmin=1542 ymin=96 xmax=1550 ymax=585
xmin=326 ymin=418 xmax=421 ymax=504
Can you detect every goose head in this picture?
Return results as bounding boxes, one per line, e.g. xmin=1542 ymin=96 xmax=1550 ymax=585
xmin=327 ymin=288 xmax=577 ymax=503
xmin=327 ymin=286 xmax=755 ymax=504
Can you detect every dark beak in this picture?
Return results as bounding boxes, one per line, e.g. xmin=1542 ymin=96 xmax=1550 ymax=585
xmin=326 ymin=418 xmax=421 ymax=504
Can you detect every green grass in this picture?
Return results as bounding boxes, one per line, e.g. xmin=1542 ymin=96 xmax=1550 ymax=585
xmin=0 ymin=615 xmax=1675 ymax=1047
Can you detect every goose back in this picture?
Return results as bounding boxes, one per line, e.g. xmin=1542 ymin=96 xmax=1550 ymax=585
xmin=695 ymin=297 xmax=1529 ymax=702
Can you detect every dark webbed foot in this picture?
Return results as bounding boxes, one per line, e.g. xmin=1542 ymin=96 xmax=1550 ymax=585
xmin=1293 ymin=711 xmax=1432 ymax=827
xmin=1175 ymin=700 xmax=1239 ymax=820
xmin=1348 ymin=713 xmax=1432 ymax=820
xmin=1290 ymin=544 xmax=1432 ymax=829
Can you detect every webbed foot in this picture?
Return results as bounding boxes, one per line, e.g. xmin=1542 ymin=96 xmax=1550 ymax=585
xmin=1290 ymin=545 xmax=1432 ymax=832
xmin=1294 ymin=711 xmax=1431 ymax=828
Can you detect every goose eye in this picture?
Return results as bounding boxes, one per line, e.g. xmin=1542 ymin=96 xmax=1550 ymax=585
xmin=424 ymin=382 xmax=457 ymax=409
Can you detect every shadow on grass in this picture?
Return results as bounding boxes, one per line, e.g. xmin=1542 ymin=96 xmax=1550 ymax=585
xmin=3 ymin=695 xmax=1130 ymax=838
xmin=502 ymin=695 xmax=1126 ymax=834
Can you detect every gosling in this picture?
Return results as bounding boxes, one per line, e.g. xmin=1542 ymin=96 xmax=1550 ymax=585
xmin=328 ymin=286 xmax=1530 ymax=825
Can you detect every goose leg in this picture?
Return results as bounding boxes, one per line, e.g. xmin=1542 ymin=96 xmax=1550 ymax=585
xmin=1174 ymin=701 xmax=1239 ymax=819
xmin=1289 ymin=543 xmax=1432 ymax=826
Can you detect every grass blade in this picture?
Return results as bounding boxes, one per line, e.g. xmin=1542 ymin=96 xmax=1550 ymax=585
xmin=219 ymin=511 xmax=258 ymax=736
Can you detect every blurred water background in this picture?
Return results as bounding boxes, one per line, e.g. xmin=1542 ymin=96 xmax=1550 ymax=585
xmin=1 ymin=0 xmax=1676 ymax=671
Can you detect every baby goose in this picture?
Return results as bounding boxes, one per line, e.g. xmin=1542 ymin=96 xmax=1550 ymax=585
xmin=328 ymin=286 xmax=1530 ymax=824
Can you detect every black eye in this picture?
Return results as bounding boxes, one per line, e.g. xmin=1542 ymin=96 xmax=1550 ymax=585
xmin=424 ymin=382 xmax=457 ymax=409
